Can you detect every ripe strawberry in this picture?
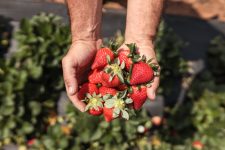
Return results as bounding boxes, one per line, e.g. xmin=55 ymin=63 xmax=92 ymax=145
xmin=88 ymin=107 xmax=103 ymax=116
xmin=27 ymin=138 xmax=36 ymax=146
xmin=130 ymin=62 xmax=154 ymax=85
xmin=117 ymin=84 xmax=128 ymax=91
xmin=102 ymin=72 xmax=121 ymax=88
xmin=192 ymin=141 xmax=204 ymax=149
xmin=104 ymin=91 xmax=133 ymax=121
xmin=129 ymin=86 xmax=147 ymax=110
xmin=118 ymin=49 xmax=133 ymax=70
xmin=91 ymin=48 xmax=114 ymax=70
xmin=88 ymin=69 xmax=103 ymax=84
xmin=84 ymin=93 xmax=103 ymax=116
xmin=103 ymin=107 xmax=114 ymax=122
xmin=101 ymin=60 xmax=125 ymax=87
xmin=152 ymin=116 xmax=162 ymax=126
xmin=77 ymin=83 xmax=99 ymax=100
xmin=99 ymin=86 xmax=117 ymax=96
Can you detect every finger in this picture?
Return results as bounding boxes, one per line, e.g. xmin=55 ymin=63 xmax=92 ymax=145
xmin=62 ymin=57 xmax=86 ymax=112
xmin=147 ymin=76 xmax=160 ymax=100
xmin=68 ymin=94 xmax=86 ymax=112
xmin=62 ymin=56 xmax=77 ymax=96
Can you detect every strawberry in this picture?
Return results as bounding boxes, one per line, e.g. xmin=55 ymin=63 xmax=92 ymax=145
xmin=91 ymin=47 xmax=114 ymax=70
xmin=104 ymin=91 xmax=133 ymax=121
xmin=27 ymin=138 xmax=36 ymax=146
xmin=117 ymin=84 xmax=128 ymax=91
xmin=129 ymin=62 xmax=154 ymax=85
xmin=102 ymin=59 xmax=125 ymax=87
xmin=103 ymin=107 xmax=114 ymax=122
xmin=77 ymin=83 xmax=99 ymax=100
xmin=88 ymin=69 xmax=103 ymax=84
xmin=117 ymin=43 xmax=141 ymax=71
xmin=129 ymin=86 xmax=147 ymax=110
xmin=99 ymin=86 xmax=117 ymax=96
xmin=88 ymin=107 xmax=103 ymax=116
xmin=192 ymin=141 xmax=204 ymax=149
xmin=118 ymin=49 xmax=133 ymax=71
xmin=84 ymin=93 xmax=104 ymax=116
xmin=102 ymin=72 xmax=121 ymax=88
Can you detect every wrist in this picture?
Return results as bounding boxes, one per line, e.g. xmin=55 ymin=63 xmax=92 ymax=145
xmin=71 ymin=38 xmax=102 ymax=51
xmin=125 ymin=35 xmax=154 ymax=49
xmin=71 ymin=32 xmax=101 ymax=44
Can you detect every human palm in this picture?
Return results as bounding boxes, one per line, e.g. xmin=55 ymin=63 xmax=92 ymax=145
xmin=118 ymin=42 xmax=160 ymax=100
xmin=62 ymin=41 xmax=99 ymax=111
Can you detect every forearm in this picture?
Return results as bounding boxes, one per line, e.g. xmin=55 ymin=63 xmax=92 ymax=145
xmin=125 ymin=0 xmax=164 ymax=46
xmin=66 ymin=0 xmax=103 ymax=42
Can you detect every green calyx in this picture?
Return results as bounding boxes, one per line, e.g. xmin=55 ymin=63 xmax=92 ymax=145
xmin=126 ymin=43 xmax=141 ymax=63
xmin=84 ymin=93 xmax=103 ymax=111
xmin=145 ymin=58 xmax=161 ymax=77
xmin=126 ymin=43 xmax=136 ymax=55
xmin=104 ymin=58 xmax=125 ymax=83
xmin=108 ymin=40 xmax=119 ymax=53
xmin=104 ymin=91 xmax=133 ymax=120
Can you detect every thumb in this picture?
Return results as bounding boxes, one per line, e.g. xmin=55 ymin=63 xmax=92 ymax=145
xmin=62 ymin=57 xmax=78 ymax=96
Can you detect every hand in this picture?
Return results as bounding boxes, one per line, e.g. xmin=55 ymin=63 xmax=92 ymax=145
xmin=119 ymin=40 xmax=160 ymax=100
xmin=62 ymin=40 xmax=101 ymax=112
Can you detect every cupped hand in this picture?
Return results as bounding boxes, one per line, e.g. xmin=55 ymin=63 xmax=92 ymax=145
xmin=119 ymin=40 xmax=160 ymax=100
xmin=62 ymin=40 xmax=101 ymax=112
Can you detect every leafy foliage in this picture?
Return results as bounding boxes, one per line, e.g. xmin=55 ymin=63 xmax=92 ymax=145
xmin=0 ymin=13 xmax=224 ymax=150
xmin=155 ymin=21 xmax=187 ymax=97
xmin=0 ymin=13 xmax=70 ymax=145
xmin=0 ymin=17 xmax=11 ymax=57
xmin=207 ymin=36 xmax=225 ymax=83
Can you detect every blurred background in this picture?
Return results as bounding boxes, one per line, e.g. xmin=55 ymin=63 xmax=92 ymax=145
xmin=0 ymin=0 xmax=225 ymax=150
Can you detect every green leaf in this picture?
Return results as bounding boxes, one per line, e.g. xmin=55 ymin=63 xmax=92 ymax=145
xmin=106 ymin=55 xmax=111 ymax=64
xmin=113 ymin=108 xmax=120 ymax=118
xmin=22 ymin=122 xmax=34 ymax=134
xmin=120 ymin=61 xmax=125 ymax=69
xmin=117 ymin=73 xmax=124 ymax=83
xmin=121 ymin=110 xmax=129 ymax=120
xmin=125 ymin=98 xmax=133 ymax=104
xmin=29 ymin=101 xmax=41 ymax=116
xmin=105 ymin=99 xmax=114 ymax=108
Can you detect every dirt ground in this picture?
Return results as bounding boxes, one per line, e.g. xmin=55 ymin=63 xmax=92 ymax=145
xmin=48 ymin=0 xmax=225 ymax=22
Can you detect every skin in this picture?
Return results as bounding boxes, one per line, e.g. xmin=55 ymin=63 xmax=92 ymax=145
xmin=63 ymin=0 xmax=164 ymax=112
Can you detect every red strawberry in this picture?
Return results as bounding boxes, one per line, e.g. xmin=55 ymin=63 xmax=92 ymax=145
xmin=192 ymin=141 xmax=204 ymax=149
xmin=88 ymin=69 xmax=103 ymax=84
xmin=99 ymin=86 xmax=117 ymax=96
xmin=88 ymin=107 xmax=103 ymax=116
xmin=27 ymin=138 xmax=36 ymax=146
xmin=118 ymin=49 xmax=133 ymax=70
xmin=130 ymin=62 xmax=154 ymax=85
xmin=101 ymin=72 xmax=121 ymax=88
xmin=84 ymin=93 xmax=103 ymax=116
xmin=103 ymin=107 xmax=115 ymax=122
xmin=78 ymin=83 xmax=99 ymax=100
xmin=91 ymin=48 xmax=114 ymax=70
xmin=129 ymin=86 xmax=147 ymax=110
xmin=117 ymin=84 xmax=128 ymax=91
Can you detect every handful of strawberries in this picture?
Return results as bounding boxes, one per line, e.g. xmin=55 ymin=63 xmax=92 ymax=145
xmin=77 ymin=43 xmax=159 ymax=122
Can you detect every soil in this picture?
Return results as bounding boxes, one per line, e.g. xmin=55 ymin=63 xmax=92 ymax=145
xmin=47 ymin=0 xmax=225 ymax=22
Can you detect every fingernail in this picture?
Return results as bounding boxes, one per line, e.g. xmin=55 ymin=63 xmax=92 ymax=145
xmin=68 ymin=86 xmax=75 ymax=95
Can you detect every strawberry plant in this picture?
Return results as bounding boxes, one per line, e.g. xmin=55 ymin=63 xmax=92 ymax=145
xmin=0 ymin=13 xmax=70 ymax=147
xmin=0 ymin=13 xmax=204 ymax=150
xmin=0 ymin=18 xmax=11 ymax=57
xmin=155 ymin=21 xmax=187 ymax=97
xmin=207 ymin=36 xmax=225 ymax=84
